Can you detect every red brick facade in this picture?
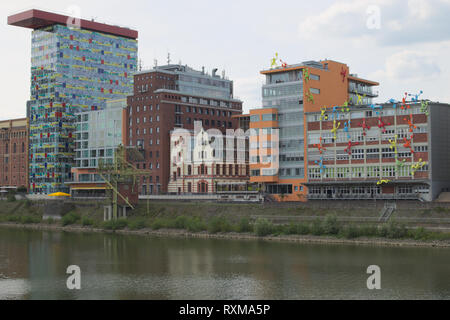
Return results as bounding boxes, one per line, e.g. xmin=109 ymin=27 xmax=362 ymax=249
xmin=0 ymin=118 xmax=29 ymax=190
xmin=126 ymin=68 xmax=243 ymax=194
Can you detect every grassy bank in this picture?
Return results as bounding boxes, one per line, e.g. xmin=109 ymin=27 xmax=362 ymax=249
xmin=0 ymin=200 xmax=449 ymax=242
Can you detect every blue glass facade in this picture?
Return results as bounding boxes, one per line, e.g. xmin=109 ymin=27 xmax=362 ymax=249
xmin=28 ymin=24 xmax=137 ymax=194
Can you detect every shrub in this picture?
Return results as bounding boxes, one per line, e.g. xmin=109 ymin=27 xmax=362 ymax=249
xmin=7 ymin=195 xmax=16 ymax=202
xmin=408 ymin=227 xmax=429 ymax=241
xmin=102 ymin=219 xmax=128 ymax=231
xmin=359 ymin=225 xmax=379 ymax=237
xmin=208 ymin=217 xmax=232 ymax=234
xmin=311 ymin=219 xmax=324 ymax=236
xmin=7 ymin=215 xmax=20 ymax=223
xmin=285 ymin=223 xmax=299 ymax=235
xmin=322 ymin=214 xmax=340 ymax=235
xmin=339 ymin=225 xmax=360 ymax=239
xmin=186 ymin=217 xmax=207 ymax=233
xmin=296 ymin=223 xmax=311 ymax=235
xmin=237 ymin=217 xmax=253 ymax=233
xmin=81 ymin=216 xmax=94 ymax=227
xmin=174 ymin=216 xmax=189 ymax=229
xmin=378 ymin=225 xmax=389 ymax=238
xmin=151 ymin=218 xmax=165 ymax=230
xmin=20 ymin=215 xmax=40 ymax=224
xmin=128 ymin=219 xmax=147 ymax=230
xmin=46 ymin=218 xmax=55 ymax=225
xmin=62 ymin=212 xmax=81 ymax=226
xmin=386 ymin=221 xmax=408 ymax=239
xmin=254 ymin=219 xmax=274 ymax=237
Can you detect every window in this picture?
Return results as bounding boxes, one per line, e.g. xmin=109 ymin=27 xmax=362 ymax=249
xmin=262 ymin=114 xmax=277 ymax=121
xmin=310 ymin=88 xmax=320 ymax=94
xmin=414 ymin=145 xmax=428 ymax=152
xmin=250 ymin=115 xmax=260 ymax=122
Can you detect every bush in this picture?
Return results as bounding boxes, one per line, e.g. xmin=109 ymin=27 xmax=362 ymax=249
xmin=408 ymin=227 xmax=429 ymax=241
xmin=208 ymin=217 xmax=232 ymax=234
xmin=322 ymin=215 xmax=340 ymax=235
xmin=386 ymin=221 xmax=408 ymax=239
xmin=151 ymin=218 xmax=165 ymax=230
xmin=7 ymin=215 xmax=20 ymax=223
xmin=296 ymin=223 xmax=311 ymax=235
xmin=62 ymin=212 xmax=81 ymax=226
xmin=17 ymin=186 xmax=27 ymax=193
xmin=254 ymin=219 xmax=274 ymax=237
xmin=174 ymin=216 xmax=189 ymax=229
xmin=81 ymin=216 xmax=94 ymax=227
xmin=20 ymin=215 xmax=41 ymax=224
xmin=311 ymin=219 xmax=324 ymax=236
xmin=102 ymin=219 xmax=128 ymax=231
xmin=237 ymin=217 xmax=253 ymax=233
xmin=128 ymin=219 xmax=147 ymax=230
xmin=339 ymin=225 xmax=360 ymax=239
xmin=7 ymin=195 xmax=16 ymax=202
xmin=186 ymin=217 xmax=207 ymax=233
xmin=46 ymin=218 xmax=55 ymax=225
xmin=359 ymin=225 xmax=379 ymax=237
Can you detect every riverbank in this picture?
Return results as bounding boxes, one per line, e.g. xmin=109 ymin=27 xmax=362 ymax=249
xmin=1 ymin=222 xmax=449 ymax=249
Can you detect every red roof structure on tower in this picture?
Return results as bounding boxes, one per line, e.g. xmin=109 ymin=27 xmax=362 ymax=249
xmin=7 ymin=9 xmax=138 ymax=39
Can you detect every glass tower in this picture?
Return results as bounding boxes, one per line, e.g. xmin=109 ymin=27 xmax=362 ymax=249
xmin=262 ymin=70 xmax=305 ymax=181
xmin=28 ymin=24 xmax=137 ymax=194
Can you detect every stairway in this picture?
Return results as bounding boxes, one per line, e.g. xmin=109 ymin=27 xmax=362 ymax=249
xmin=379 ymin=202 xmax=396 ymax=223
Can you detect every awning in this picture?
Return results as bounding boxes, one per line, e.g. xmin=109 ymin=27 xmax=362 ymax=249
xmin=71 ymin=187 xmax=107 ymax=190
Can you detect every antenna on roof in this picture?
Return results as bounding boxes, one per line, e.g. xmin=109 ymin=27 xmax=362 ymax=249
xmin=167 ymin=53 xmax=171 ymax=65
xmin=138 ymin=59 xmax=143 ymax=71
xmin=154 ymin=59 xmax=158 ymax=68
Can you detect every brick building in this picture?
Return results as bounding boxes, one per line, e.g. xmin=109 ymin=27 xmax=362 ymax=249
xmin=0 ymin=118 xmax=29 ymax=191
xmin=126 ymin=64 xmax=243 ymax=194
xmin=305 ymin=101 xmax=450 ymax=202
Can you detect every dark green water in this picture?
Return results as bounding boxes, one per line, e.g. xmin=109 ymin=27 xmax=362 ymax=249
xmin=0 ymin=227 xmax=449 ymax=300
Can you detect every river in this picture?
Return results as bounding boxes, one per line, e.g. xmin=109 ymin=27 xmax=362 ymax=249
xmin=0 ymin=227 xmax=448 ymax=300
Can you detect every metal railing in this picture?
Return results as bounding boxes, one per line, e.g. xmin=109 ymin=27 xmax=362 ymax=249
xmin=307 ymin=194 xmax=420 ymax=200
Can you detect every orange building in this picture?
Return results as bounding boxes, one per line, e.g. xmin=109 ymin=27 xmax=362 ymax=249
xmin=250 ymin=60 xmax=379 ymax=201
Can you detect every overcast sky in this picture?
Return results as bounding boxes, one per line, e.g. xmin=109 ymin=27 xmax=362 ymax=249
xmin=1 ymin=0 xmax=450 ymax=120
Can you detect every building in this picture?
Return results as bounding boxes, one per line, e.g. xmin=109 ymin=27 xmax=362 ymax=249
xmin=0 ymin=118 xmax=29 ymax=191
xmin=8 ymin=9 xmax=138 ymax=194
xmin=250 ymin=59 xmax=379 ymax=201
xmin=305 ymin=100 xmax=450 ymax=202
xmin=126 ymin=64 xmax=243 ymax=194
xmin=68 ymin=99 xmax=127 ymax=197
xmin=168 ymin=123 xmax=250 ymax=194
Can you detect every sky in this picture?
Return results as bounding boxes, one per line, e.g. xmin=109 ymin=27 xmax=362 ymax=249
xmin=1 ymin=0 xmax=450 ymax=120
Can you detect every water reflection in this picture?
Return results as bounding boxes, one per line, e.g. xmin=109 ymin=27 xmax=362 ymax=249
xmin=0 ymin=227 xmax=449 ymax=300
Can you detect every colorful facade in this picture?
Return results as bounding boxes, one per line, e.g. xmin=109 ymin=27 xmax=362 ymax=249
xmin=250 ymin=60 xmax=379 ymax=201
xmin=305 ymin=101 xmax=450 ymax=202
xmin=8 ymin=9 xmax=138 ymax=194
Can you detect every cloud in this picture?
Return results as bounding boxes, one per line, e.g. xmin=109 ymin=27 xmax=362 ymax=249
xmin=384 ymin=50 xmax=441 ymax=80
xmin=298 ymin=0 xmax=450 ymax=46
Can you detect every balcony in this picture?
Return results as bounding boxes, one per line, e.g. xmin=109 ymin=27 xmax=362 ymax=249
xmin=308 ymin=193 xmax=420 ymax=201
xmin=348 ymin=85 xmax=379 ymax=98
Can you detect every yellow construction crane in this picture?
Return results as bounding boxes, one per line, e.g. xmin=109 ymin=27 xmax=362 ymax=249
xmin=97 ymin=145 xmax=147 ymax=220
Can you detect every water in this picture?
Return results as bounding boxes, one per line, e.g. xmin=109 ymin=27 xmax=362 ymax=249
xmin=0 ymin=227 xmax=449 ymax=300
